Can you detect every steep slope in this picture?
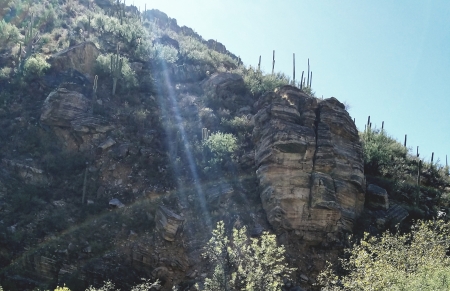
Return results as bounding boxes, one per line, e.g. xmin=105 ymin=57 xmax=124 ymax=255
xmin=0 ymin=1 xmax=370 ymax=290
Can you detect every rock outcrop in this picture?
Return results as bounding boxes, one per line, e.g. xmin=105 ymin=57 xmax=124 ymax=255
xmin=40 ymin=88 xmax=90 ymax=127
xmin=253 ymin=85 xmax=365 ymax=243
xmin=49 ymin=41 xmax=100 ymax=79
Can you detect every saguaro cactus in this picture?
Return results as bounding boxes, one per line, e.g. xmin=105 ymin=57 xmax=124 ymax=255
xmin=91 ymin=75 xmax=98 ymax=113
xmin=111 ymin=45 xmax=123 ymax=95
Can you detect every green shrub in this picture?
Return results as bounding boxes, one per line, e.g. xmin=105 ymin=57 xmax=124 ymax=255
xmin=243 ymin=66 xmax=290 ymax=97
xmin=317 ymin=220 xmax=450 ymax=291
xmin=0 ymin=67 xmax=12 ymax=80
xmin=203 ymin=131 xmax=237 ymax=166
xmin=23 ymin=54 xmax=50 ymax=80
xmin=360 ymin=129 xmax=410 ymax=178
xmin=199 ymin=221 xmax=294 ymax=291
xmin=220 ymin=116 xmax=253 ymax=138
xmin=95 ymin=53 xmax=137 ymax=89
xmin=0 ymin=19 xmax=20 ymax=49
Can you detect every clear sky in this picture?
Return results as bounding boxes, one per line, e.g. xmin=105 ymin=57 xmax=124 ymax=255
xmin=133 ymin=0 xmax=450 ymax=166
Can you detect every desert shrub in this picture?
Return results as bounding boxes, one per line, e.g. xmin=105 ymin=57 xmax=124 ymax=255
xmin=177 ymin=35 xmax=237 ymax=69
xmin=0 ymin=19 xmax=20 ymax=49
xmin=95 ymin=53 xmax=137 ymax=89
xmin=243 ymin=66 xmax=289 ymax=97
xmin=317 ymin=220 xmax=450 ymax=291
xmin=203 ymin=131 xmax=237 ymax=166
xmin=0 ymin=67 xmax=12 ymax=81
xmin=221 ymin=116 xmax=253 ymax=135
xmin=152 ymin=42 xmax=178 ymax=63
xmin=199 ymin=221 xmax=294 ymax=291
xmin=22 ymin=54 xmax=50 ymax=80
xmin=360 ymin=129 xmax=411 ymax=178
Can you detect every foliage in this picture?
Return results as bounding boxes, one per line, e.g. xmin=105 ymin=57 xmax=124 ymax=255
xmin=22 ymin=54 xmax=50 ymax=79
xmin=318 ymin=220 xmax=450 ymax=291
xmin=177 ymin=34 xmax=237 ymax=69
xmin=54 ymin=279 xmax=160 ymax=291
xmin=242 ymin=66 xmax=290 ymax=97
xmin=199 ymin=221 xmax=294 ymax=291
xmin=221 ymin=116 xmax=253 ymax=134
xmin=203 ymin=131 xmax=237 ymax=166
xmin=0 ymin=19 xmax=20 ymax=49
xmin=360 ymin=128 xmax=410 ymax=178
xmin=0 ymin=67 xmax=12 ymax=80
xmin=95 ymin=53 xmax=137 ymax=89
xmin=134 ymin=38 xmax=178 ymax=64
xmin=54 ymin=285 xmax=71 ymax=291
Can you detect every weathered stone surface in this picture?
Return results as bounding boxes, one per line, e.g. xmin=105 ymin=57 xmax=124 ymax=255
xmin=253 ymin=85 xmax=365 ymax=242
xmin=98 ymin=137 xmax=116 ymax=150
xmin=2 ymin=159 xmax=48 ymax=185
xmin=156 ymin=205 xmax=184 ymax=241
xmin=49 ymin=41 xmax=100 ymax=79
xmin=40 ymin=88 xmax=90 ymax=127
xmin=71 ymin=116 xmax=113 ymax=133
xmin=202 ymin=72 xmax=246 ymax=98
xmin=366 ymin=184 xmax=389 ymax=210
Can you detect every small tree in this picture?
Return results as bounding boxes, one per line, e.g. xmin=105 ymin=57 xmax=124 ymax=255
xmin=22 ymin=54 xmax=50 ymax=80
xmin=317 ymin=220 xmax=450 ymax=291
xmin=199 ymin=221 xmax=294 ymax=291
xmin=203 ymin=132 xmax=237 ymax=167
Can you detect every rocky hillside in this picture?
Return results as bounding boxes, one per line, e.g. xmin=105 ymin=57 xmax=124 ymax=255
xmin=1 ymin=0 xmax=449 ymax=290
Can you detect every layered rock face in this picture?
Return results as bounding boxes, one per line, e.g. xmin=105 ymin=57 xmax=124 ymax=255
xmin=253 ymin=85 xmax=365 ymax=243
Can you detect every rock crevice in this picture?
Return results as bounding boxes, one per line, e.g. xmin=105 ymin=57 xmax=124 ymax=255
xmin=253 ymin=85 xmax=365 ymax=243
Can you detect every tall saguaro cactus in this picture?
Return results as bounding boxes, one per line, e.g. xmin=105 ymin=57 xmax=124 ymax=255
xmin=111 ymin=45 xmax=123 ymax=95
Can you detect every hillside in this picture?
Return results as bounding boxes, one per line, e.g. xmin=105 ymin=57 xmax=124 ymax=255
xmin=0 ymin=0 xmax=449 ymax=290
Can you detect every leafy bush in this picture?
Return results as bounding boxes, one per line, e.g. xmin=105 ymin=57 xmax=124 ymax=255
xmin=95 ymin=53 xmax=137 ymax=89
xmin=203 ymin=131 xmax=237 ymax=166
xmin=0 ymin=67 xmax=12 ymax=80
xmin=177 ymin=35 xmax=237 ymax=69
xmin=243 ymin=66 xmax=290 ymax=97
xmin=134 ymin=39 xmax=179 ymax=63
xmin=199 ymin=221 xmax=294 ymax=291
xmin=318 ymin=220 xmax=450 ymax=291
xmin=23 ymin=54 xmax=51 ymax=80
xmin=0 ymin=19 xmax=20 ymax=49
xmin=360 ymin=128 xmax=410 ymax=178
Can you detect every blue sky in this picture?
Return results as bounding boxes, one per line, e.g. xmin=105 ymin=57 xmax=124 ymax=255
xmin=134 ymin=0 xmax=450 ymax=166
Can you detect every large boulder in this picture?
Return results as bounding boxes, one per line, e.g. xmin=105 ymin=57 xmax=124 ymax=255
xmin=253 ymin=85 xmax=365 ymax=243
xmin=40 ymin=88 xmax=90 ymax=127
xmin=366 ymin=184 xmax=389 ymax=210
xmin=49 ymin=41 xmax=100 ymax=79
xmin=202 ymin=72 xmax=246 ymax=98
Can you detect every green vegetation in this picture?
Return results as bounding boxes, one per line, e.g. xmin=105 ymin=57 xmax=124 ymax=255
xmin=318 ymin=220 xmax=450 ymax=291
xmin=198 ymin=221 xmax=294 ymax=291
xmin=95 ymin=52 xmax=137 ymax=92
xmin=22 ymin=54 xmax=50 ymax=80
xmin=203 ymin=131 xmax=238 ymax=167
xmin=242 ymin=66 xmax=290 ymax=97
xmin=0 ymin=19 xmax=20 ymax=49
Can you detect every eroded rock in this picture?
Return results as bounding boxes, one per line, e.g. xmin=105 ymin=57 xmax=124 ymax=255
xmin=253 ymin=85 xmax=365 ymax=243
xmin=49 ymin=41 xmax=100 ymax=79
xmin=155 ymin=205 xmax=184 ymax=241
xmin=40 ymin=88 xmax=90 ymax=127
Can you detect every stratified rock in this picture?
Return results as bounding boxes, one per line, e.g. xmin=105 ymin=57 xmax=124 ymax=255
xmin=40 ymin=88 xmax=90 ymax=127
xmin=366 ymin=184 xmax=389 ymax=210
xmin=71 ymin=116 xmax=114 ymax=133
xmin=155 ymin=205 xmax=184 ymax=241
xmin=253 ymin=85 xmax=365 ymax=243
xmin=49 ymin=41 xmax=100 ymax=79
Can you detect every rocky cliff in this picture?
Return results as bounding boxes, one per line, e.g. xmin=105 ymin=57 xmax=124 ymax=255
xmin=253 ymin=85 xmax=365 ymax=243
